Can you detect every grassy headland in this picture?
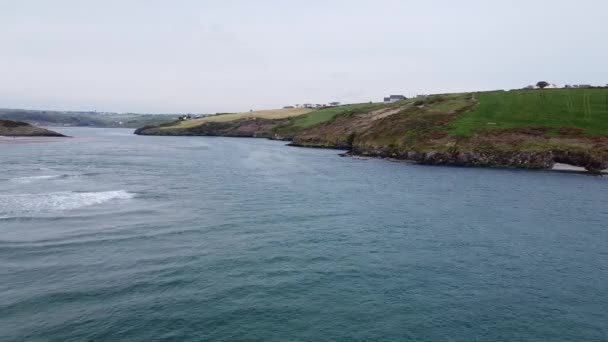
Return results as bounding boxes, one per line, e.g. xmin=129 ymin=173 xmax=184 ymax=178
xmin=0 ymin=120 xmax=66 ymax=137
xmin=272 ymin=103 xmax=390 ymax=139
xmin=168 ymin=108 xmax=312 ymax=129
xmin=136 ymin=108 xmax=314 ymax=137
xmin=135 ymin=88 xmax=608 ymax=172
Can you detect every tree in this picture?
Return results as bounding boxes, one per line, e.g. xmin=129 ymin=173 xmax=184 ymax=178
xmin=536 ymin=81 xmax=550 ymax=89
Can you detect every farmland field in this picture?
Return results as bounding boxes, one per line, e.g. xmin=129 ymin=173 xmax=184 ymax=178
xmin=167 ymin=108 xmax=313 ymax=129
xmin=448 ymin=89 xmax=608 ymax=137
xmin=290 ymin=103 xmax=386 ymax=128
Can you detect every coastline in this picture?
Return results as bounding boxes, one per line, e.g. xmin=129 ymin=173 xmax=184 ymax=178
xmin=133 ymin=131 xmax=608 ymax=175
xmin=134 ymin=91 xmax=608 ymax=174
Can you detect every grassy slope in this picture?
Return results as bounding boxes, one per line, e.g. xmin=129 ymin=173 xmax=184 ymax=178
xmin=448 ymin=89 xmax=608 ymax=137
xmin=138 ymin=103 xmax=390 ymax=137
xmin=272 ymin=103 xmax=389 ymax=138
xmin=0 ymin=120 xmax=66 ymax=137
xmin=290 ymin=103 xmax=384 ymax=128
xmin=350 ymin=91 xmax=608 ymax=170
xmin=165 ymin=108 xmax=312 ymax=129
xmin=356 ymin=94 xmax=475 ymax=149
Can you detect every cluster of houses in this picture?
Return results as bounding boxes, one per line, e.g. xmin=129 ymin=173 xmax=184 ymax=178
xmin=283 ymin=95 xmax=416 ymax=109
xmin=386 ymin=94 xmax=435 ymax=103
xmin=284 ymin=102 xmax=341 ymax=109
xmin=383 ymin=95 xmax=407 ymax=103
xmin=178 ymin=114 xmax=203 ymax=121
xmin=563 ymin=84 xmax=598 ymax=89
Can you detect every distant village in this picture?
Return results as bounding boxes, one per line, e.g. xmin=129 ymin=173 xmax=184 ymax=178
xmin=176 ymin=94 xmax=426 ymax=121
xmin=282 ymin=102 xmax=341 ymax=109
xmin=280 ymin=94 xmax=417 ymax=110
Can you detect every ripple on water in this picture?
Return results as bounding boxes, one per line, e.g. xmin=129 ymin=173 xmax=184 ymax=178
xmin=1 ymin=129 xmax=607 ymax=342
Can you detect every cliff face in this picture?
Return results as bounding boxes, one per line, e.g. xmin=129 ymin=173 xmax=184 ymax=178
xmin=0 ymin=120 xmax=66 ymax=137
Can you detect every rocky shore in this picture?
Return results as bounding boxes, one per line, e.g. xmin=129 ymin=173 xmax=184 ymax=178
xmin=353 ymin=149 xmax=606 ymax=173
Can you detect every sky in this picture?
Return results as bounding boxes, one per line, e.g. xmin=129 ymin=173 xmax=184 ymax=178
xmin=1 ymin=0 xmax=607 ymax=114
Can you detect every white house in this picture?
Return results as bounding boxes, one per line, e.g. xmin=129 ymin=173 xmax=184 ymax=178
xmin=383 ymin=95 xmax=407 ymax=103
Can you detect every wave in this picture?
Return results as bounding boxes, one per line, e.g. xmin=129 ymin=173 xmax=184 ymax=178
xmin=10 ymin=175 xmax=63 ymax=183
xmin=0 ymin=190 xmax=135 ymax=218
xmin=8 ymin=173 xmax=100 ymax=183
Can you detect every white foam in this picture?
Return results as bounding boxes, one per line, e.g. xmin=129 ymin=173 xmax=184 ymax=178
xmin=8 ymin=173 xmax=93 ymax=183
xmin=10 ymin=175 xmax=63 ymax=183
xmin=0 ymin=190 xmax=135 ymax=218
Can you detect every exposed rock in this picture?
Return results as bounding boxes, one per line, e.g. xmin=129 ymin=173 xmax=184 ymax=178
xmin=352 ymin=144 xmax=608 ymax=171
xmin=552 ymin=149 xmax=608 ymax=173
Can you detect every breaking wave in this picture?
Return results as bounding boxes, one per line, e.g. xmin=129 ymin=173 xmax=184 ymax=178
xmin=8 ymin=173 xmax=99 ymax=183
xmin=10 ymin=175 xmax=64 ymax=183
xmin=0 ymin=190 xmax=135 ymax=218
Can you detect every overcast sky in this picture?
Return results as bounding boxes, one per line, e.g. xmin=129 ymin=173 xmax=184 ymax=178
xmin=1 ymin=0 xmax=606 ymax=113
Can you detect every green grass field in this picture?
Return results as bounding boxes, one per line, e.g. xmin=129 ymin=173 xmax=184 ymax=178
xmin=291 ymin=103 xmax=386 ymax=128
xmin=448 ymin=89 xmax=608 ymax=137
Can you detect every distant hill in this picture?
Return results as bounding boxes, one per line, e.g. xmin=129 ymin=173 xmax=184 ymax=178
xmin=0 ymin=109 xmax=176 ymax=128
xmin=135 ymin=88 xmax=608 ymax=172
xmin=0 ymin=120 xmax=66 ymax=137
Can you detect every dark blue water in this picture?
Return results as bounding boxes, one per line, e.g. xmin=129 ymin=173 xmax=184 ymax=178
xmin=1 ymin=128 xmax=607 ymax=341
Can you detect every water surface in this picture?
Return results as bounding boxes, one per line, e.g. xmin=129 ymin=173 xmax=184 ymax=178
xmin=1 ymin=128 xmax=607 ymax=341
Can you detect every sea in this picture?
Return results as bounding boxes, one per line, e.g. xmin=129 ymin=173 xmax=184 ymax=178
xmin=1 ymin=127 xmax=607 ymax=341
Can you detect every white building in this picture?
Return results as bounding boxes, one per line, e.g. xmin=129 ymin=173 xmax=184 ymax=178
xmin=383 ymin=95 xmax=407 ymax=103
